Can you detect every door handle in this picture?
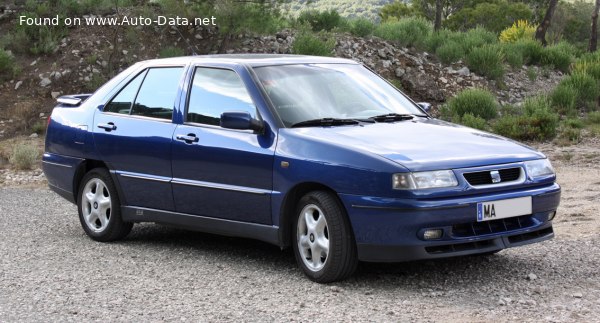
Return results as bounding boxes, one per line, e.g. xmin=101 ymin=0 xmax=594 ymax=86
xmin=176 ymin=133 xmax=199 ymax=143
xmin=97 ymin=122 xmax=117 ymax=131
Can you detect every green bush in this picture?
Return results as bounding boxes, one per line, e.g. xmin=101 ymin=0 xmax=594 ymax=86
xmin=460 ymin=27 xmax=497 ymax=53
xmin=457 ymin=113 xmax=487 ymax=130
xmin=540 ymin=45 xmax=573 ymax=72
xmin=297 ymin=9 xmax=342 ymax=32
xmin=504 ymin=39 xmax=544 ymax=65
xmin=425 ymin=29 xmax=460 ymax=53
xmin=493 ymin=96 xmax=559 ymax=141
xmin=159 ymin=47 xmax=185 ymax=58
xmin=526 ymin=67 xmax=537 ymax=81
xmin=9 ymin=143 xmax=39 ymax=170
xmin=586 ymin=111 xmax=600 ymax=124
xmin=436 ymin=42 xmax=464 ymax=64
xmin=349 ymin=18 xmax=375 ymax=37
xmin=447 ymin=88 xmax=498 ymax=120
xmin=444 ymin=1 xmax=532 ymax=34
xmin=374 ymin=17 xmax=432 ymax=48
xmin=466 ymin=45 xmax=505 ymax=80
xmin=292 ymin=32 xmax=335 ymax=57
xmin=558 ymin=118 xmax=584 ymax=143
xmin=0 ymin=49 xmax=19 ymax=82
xmin=550 ymin=84 xmax=577 ymax=116
xmin=559 ymin=72 xmax=600 ymax=108
xmin=504 ymin=50 xmax=524 ymax=68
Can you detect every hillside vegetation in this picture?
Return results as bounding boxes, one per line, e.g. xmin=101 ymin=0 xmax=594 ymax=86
xmin=1 ymin=0 xmax=600 ymax=170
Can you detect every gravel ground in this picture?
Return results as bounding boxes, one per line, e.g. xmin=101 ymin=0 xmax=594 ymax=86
xmin=1 ymin=164 xmax=599 ymax=322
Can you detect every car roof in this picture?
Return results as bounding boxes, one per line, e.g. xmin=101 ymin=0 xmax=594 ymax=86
xmin=139 ymin=54 xmax=359 ymax=67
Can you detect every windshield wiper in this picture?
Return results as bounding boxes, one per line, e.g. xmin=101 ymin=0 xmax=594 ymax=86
xmin=368 ymin=113 xmax=415 ymax=122
xmin=291 ymin=118 xmax=361 ymax=128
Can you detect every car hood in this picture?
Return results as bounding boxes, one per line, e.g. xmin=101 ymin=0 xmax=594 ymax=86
xmin=291 ymin=118 xmax=545 ymax=172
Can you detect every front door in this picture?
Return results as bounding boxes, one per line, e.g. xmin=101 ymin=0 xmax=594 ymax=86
xmin=93 ymin=66 xmax=185 ymax=211
xmin=171 ymin=66 xmax=276 ymax=224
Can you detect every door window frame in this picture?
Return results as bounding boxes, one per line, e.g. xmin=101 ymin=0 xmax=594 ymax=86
xmin=101 ymin=64 xmax=187 ymax=123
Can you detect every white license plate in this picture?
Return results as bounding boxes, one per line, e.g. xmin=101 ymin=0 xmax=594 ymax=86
xmin=476 ymin=196 xmax=532 ymax=222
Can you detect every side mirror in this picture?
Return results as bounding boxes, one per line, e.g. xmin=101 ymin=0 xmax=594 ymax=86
xmin=220 ymin=111 xmax=264 ymax=133
xmin=417 ymin=102 xmax=432 ymax=113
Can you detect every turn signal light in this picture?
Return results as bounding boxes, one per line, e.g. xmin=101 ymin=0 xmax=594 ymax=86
xmin=423 ymin=229 xmax=443 ymax=240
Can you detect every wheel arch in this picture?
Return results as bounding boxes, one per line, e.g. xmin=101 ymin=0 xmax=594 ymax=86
xmin=72 ymin=159 xmax=110 ymax=202
xmin=278 ymin=182 xmax=349 ymax=249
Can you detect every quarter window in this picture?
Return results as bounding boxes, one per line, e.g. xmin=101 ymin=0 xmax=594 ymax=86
xmin=187 ymin=67 xmax=256 ymax=126
xmin=130 ymin=67 xmax=184 ymax=120
xmin=104 ymin=70 xmax=146 ymax=114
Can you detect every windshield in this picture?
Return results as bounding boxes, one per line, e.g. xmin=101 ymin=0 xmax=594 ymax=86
xmin=253 ymin=63 xmax=426 ymax=127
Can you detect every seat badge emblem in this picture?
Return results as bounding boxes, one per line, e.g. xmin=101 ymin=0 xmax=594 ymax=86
xmin=490 ymin=170 xmax=501 ymax=183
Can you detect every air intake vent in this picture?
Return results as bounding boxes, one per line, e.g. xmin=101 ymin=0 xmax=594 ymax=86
xmin=463 ymin=167 xmax=522 ymax=186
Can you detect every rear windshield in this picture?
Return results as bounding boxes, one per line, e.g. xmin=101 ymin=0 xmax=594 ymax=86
xmin=253 ymin=64 xmax=425 ymax=127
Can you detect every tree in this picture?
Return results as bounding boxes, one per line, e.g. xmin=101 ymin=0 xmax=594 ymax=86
xmin=379 ymin=1 xmax=415 ymax=21
xmin=591 ymin=0 xmax=600 ymax=52
xmin=434 ymin=0 xmax=442 ymax=31
xmin=535 ymin=0 xmax=558 ymax=46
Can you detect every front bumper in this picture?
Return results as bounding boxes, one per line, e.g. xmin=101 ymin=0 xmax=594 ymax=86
xmin=339 ymin=183 xmax=561 ymax=262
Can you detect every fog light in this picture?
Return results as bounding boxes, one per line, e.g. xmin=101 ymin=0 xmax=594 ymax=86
xmin=548 ymin=211 xmax=557 ymax=221
xmin=423 ymin=229 xmax=443 ymax=240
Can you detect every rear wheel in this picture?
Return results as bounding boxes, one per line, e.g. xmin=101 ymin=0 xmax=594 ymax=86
xmin=292 ymin=191 xmax=357 ymax=283
xmin=77 ymin=168 xmax=132 ymax=242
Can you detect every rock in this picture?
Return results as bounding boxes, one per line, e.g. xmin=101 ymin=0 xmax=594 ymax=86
xmin=527 ymin=273 xmax=537 ymax=280
xmin=39 ymin=113 xmax=45 ymax=118
xmin=573 ymin=292 xmax=583 ymax=298
xmin=395 ymin=68 xmax=406 ymax=78
xmin=378 ymin=49 xmax=387 ymax=58
xmin=194 ymin=34 xmax=203 ymax=40
xmin=122 ymin=50 xmax=128 ymax=55
xmin=14 ymin=81 xmax=22 ymax=90
xmin=457 ymin=66 xmax=470 ymax=76
xmin=40 ymin=78 xmax=52 ymax=87
xmin=29 ymin=133 xmax=38 ymax=138
xmin=439 ymin=77 xmax=448 ymax=84
xmin=381 ymin=60 xmax=392 ymax=69
xmin=51 ymin=92 xmax=61 ymax=99
xmin=30 ymin=60 xmax=37 ymax=66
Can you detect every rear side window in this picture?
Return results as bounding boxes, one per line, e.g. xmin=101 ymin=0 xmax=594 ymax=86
xmin=130 ymin=67 xmax=184 ymax=120
xmin=187 ymin=67 xmax=256 ymax=126
xmin=104 ymin=70 xmax=146 ymax=114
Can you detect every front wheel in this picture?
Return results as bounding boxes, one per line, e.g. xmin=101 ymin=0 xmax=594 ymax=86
xmin=77 ymin=168 xmax=132 ymax=242
xmin=292 ymin=191 xmax=357 ymax=283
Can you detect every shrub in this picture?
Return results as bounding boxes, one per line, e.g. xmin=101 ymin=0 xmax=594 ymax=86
xmin=504 ymin=39 xmax=544 ymax=65
xmin=526 ymin=67 xmax=537 ymax=81
xmin=349 ymin=18 xmax=375 ymax=37
xmin=457 ymin=113 xmax=487 ymax=130
xmin=444 ymin=1 xmax=532 ymax=34
xmin=558 ymin=119 xmax=583 ymax=143
xmin=425 ymin=29 xmax=460 ymax=53
xmin=0 ymin=49 xmax=19 ymax=82
xmin=499 ymin=20 xmax=536 ymax=43
xmin=466 ymin=45 xmax=505 ymax=80
xmin=504 ymin=49 xmax=524 ymax=68
xmin=374 ymin=17 xmax=432 ymax=48
xmin=550 ymin=84 xmax=577 ymax=116
xmin=447 ymin=88 xmax=498 ymax=120
xmin=436 ymin=42 xmax=464 ymax=64
xmin=559 ymin=71 xmax=600 ymax=108
xmin=586 ymin=111 xmax=600 ymax=124
xmin=9 ymin=143 xmax=39 ymax=170
xmin=540 ymin=45 xmax=572 ymax=72
xmin=292 ymin=32 xmax=335 ymax=56
xmin=297 ymin=9 xmax=342 ymax=32
xmin=573 ymin=60 xmax=600 ymax=81
xmin=460 ymin=27 xmax=497 ymax=53
xmin=31 ymin=121 xmax=46 ymax=135
xmin=159 ymin=46 xmax=185 ymax=58
xmin=493 ymin=96 xmax=559 ymax=141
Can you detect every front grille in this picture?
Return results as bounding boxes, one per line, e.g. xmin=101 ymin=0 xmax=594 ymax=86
xmin=425 ymin=239 xmax=494 ymax=254
xmin=463 ymin=167 xmax=522 ymax=186
xmin=452 ymin=214 xmax=536 ymax=238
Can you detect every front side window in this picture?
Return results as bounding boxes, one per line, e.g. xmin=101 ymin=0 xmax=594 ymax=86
xmin=253 ymin=64 xmax=425 ymax=127
xmin=187 ymin=67 xmax=256 ymax=126
xmin=130 ymin=67 xmax=184 ymax=120
xmin=104 ymin=70 xmax=147 ymax=114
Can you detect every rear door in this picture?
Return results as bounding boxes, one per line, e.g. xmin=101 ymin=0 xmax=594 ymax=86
xmin=171 ymin=66 xmax=276 ymax=224
xmin=93 ymin=66 xmax=185 ymax=211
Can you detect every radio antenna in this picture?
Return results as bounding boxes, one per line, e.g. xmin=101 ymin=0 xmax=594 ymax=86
xmin=174 ymin=26 xmax=198 ymax=56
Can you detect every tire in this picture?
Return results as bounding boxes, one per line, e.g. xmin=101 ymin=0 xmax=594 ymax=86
xmin=77 ymin=168 xmax=132 ymax=242
xmin=292 ymin=190 xmax=358 ymax=283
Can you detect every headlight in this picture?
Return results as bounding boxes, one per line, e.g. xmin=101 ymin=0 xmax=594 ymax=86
xmin=524 ymin=158 xmax=555 ymax=178
xmin=393 ymin=170 xmax=458 ymax=190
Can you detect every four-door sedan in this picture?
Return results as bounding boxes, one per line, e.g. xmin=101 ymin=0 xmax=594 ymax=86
xmin=43 ymin=55 xmax=560 ymax=283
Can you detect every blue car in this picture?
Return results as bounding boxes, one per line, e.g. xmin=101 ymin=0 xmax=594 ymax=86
xmin=43 ymin=55 xmax=560 ymax=282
